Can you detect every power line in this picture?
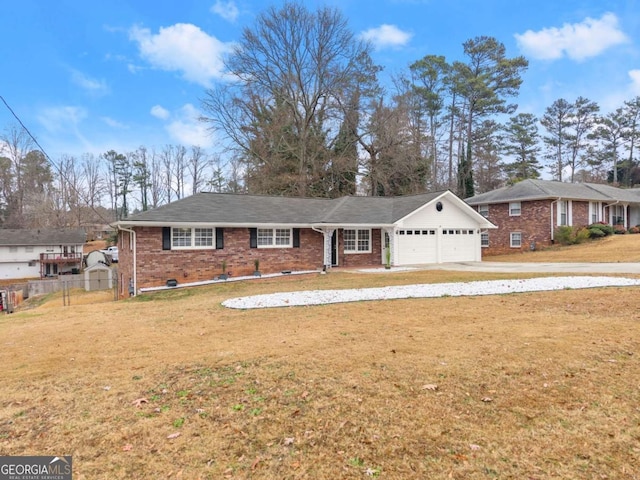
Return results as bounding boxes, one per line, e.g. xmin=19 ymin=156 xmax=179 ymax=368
xmin=0 ymin=94 xmax=113 ymax=227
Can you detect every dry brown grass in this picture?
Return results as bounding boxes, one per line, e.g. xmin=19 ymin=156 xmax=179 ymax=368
xmin=1 ymin=238 xmax=640 ymax=479
xmin=489 ymin=233 xmax=640 ymax=263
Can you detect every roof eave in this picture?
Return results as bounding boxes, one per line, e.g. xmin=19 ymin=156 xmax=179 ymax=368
xmin=117 ymin=221 xmax=400 ymax=229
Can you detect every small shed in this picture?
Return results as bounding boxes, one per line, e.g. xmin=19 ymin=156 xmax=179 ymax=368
xmin=84 ymin=263 xmax=113 ymax=291
xmin=85 ymin=250 xmax=111 ymax=268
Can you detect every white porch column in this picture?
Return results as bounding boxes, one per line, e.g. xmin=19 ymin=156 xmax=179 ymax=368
xmin=323 ymin=228 xmax=335 ymax=269
xmin=383 ymin=227 xmax=395 ymax=266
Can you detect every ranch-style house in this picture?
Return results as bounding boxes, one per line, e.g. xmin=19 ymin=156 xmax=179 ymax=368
xmin=465 ymin=179 xmax=640 ymax=255
xmin=115 ymin=190 xmax=495 ymax=296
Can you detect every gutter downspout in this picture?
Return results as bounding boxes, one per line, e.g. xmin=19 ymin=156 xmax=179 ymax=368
xmin=311 ymin=226 xmax=331 ymax=270
xmin=118 ymin=226 xmax=137 ymax=297
xmin=550 ymin=198 xmax=560 ymax=242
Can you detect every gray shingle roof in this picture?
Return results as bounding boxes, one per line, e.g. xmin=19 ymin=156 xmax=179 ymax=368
xmin=125 ymin=193 xmax=332 ymax=224
xmin=122 ymin=191 xmax=450 ymax=226
xmin=0 ymin=228 xmax=86 ymax=246
xmin=465 ymin=179 xmax=640 ymax=205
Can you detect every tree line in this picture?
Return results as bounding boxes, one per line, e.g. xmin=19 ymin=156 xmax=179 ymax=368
xmin=0 ymin=126 xmax=240 ymax=228
xmin=201 ymin=2 xmax=640 ymax=199
xmin=2 ymin=1 xmax=640 ymax=230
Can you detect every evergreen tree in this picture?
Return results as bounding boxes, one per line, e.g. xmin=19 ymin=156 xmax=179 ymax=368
xmin=502 ymin=113 xmax=541 ymax=181
xmin=452 ymin=36 xmax=527 ymax=195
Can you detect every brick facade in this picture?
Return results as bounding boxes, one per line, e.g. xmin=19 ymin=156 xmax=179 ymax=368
xmin=118 ymin=227 xmax=384 ymax=295
xmin=335 ymin=229 xmax=383 ymax=268
xmin=480 ymin=200 xmax=592 ymax=256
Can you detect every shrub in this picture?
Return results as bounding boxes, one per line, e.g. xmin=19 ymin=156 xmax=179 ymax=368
xmin=555 ymin=226 xmax=591 ymax=245
xmin=629 ymin=226 xmax=640 ymax=234
xmin=614 ymin=224 xmax=627 ymax=234
xmin=575 ymin=227 xmax=591 ymax=244
xmin=588 ymin=222 xmax=614 ymax=237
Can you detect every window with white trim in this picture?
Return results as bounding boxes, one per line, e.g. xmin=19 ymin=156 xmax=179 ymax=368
xmin=257 ymin=228 xmax=292 ymax=248
xmin=481 ymin=232 xmax=489 ymax=247
xmin=559 ymin=200 xmax=569 ymax=226
xmin=509 ymin=202 xmax=521 ymax=216
xmin=172 ymin=227 xmax=214 ymax=249
xmin=195 ymin=228 xmax=213 ymax=247
xmin=344 ymin=229 xmax=371 ymax=253
xmin=478 ymin=204 xmax=489 ymax=218
xmin=611 ymin=204 xmax=625 ymax=226
xmin=510 ymin=232 xmax=522 ymax=248
xmin=589 ymin=202 xmax=601 ymax=224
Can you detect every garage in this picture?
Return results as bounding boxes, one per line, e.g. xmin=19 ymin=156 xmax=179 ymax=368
xmin=395 ymin=227 xmax=480 ymax=265
xmin=440 ymin=228 xmax=478 ymax=263
xmin=396 ymin=229 xmax=438 ymax=264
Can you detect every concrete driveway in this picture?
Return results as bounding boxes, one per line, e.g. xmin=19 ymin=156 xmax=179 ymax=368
xmin=415 ymin=261 xmax=640 ymax=274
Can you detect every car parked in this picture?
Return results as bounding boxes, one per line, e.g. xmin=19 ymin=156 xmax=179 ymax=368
xmin=100 ymin=245 xmax=118 ymax=263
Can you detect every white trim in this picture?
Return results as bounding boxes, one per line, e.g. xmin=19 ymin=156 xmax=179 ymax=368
xmin=589 ymin=201 xmax=602 ymax=224
xmin=344 ymin=228 xmax=372 ymax=254
xmin=510 ymin=232 xmax=522 ymax=248
xmin=394 ymin=191 xmax=497 ymax=229
xmin=509 ymin=202 xmax=521 ymax=216
xmin=171 ymin=227 xmax=216 ymax=250
xmin=557 ymin=200 xmax=573 ymax=226
xmin=257 ymin=227 xmax=293 ymax=248
xmin=481 ymin=231 xmax=489 ymax=247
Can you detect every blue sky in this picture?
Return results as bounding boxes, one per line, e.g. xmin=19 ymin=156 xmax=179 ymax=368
xmin=1 ymin=0 xmax=639 ymax=161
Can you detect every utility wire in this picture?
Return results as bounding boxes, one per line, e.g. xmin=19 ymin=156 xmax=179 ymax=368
xmin=0 ymin=94 xmax=114 ymax=227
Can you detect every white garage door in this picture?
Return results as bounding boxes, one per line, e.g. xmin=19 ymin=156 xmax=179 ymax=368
xmin=396 ymin=228 xmax=438 ymax=264
xmin=440 ymin=228 xmax=477 ymax=263
xmin=396 ymin=228 xmax=477 ymax=264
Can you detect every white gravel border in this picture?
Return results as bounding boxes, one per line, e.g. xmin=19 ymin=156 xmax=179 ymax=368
xmin=221 ymin=276 xmax=640 ymax=309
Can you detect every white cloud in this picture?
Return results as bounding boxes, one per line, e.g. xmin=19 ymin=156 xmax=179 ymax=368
xmin=127 ymin=63 xmax=144 ymax=74
xmin=37 ymin=106 xmax=87 ymax=133
xmin=359 ymin=24 xmax=412 ymax=50
xmin=102 ymin=117 xmax=128 ymax=129
xmin=150 ymin=105 xmax=170 ymax=120
xmin=165 ymin=104 xmax=214 ymax=148
xmin=211 ymin=0 xmax=239 ymax=22
xmin=515 ymin=12 xmax=629 ymax=61
xmin=70 ymin=69 xmax=109 ymax=96
xmin=129 ymin=23 xmax=234 ymax=87
xmin=595 ymin=69 xmax=640 ymax=112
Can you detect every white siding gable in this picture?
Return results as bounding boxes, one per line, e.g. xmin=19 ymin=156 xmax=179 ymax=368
xmin=396 ymin=194 xmax=484 ymax=229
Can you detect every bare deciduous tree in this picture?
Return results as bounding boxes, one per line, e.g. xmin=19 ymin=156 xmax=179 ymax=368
xmin=201 ymin=1 xmax=375 ymax=197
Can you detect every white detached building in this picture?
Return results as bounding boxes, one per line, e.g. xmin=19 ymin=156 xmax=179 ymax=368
xmin=0 ymin=228 xmax=86 ymax=280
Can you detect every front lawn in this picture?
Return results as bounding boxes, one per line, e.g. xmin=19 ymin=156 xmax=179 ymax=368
xmin=1 ymin=264 xmax=639 ymax=478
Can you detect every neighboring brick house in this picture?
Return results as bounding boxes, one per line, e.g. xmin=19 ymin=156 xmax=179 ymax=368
xmin=465 ymin=179 xmax=640 ymax=255
xmin=115 ymin=191 xmax=495 ymax=296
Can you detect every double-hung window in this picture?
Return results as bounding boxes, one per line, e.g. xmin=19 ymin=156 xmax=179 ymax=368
xmin=509 ymin=202 xmax=521 ymax=216
xmin=611 ymin=204 xmax=625 ymax=226
xmin=257 ymin=228 xmax=292 ymax=248
xmin=481 ymin=232 xmax=489 ymax=247
xmin=559 ymin=200 xmax=569 ymax=226
xmin=344 ymin=229 xmax=371 ymax=253
xmin=510 ymin=232 xmax=522 ymax=248
xmin=172 ymin=227 xmax=214 ymax=249
xmin=589 ymin=202 xmax=601 ymax=224
xmin=478 ymin=204 xmax=489 ymax=218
